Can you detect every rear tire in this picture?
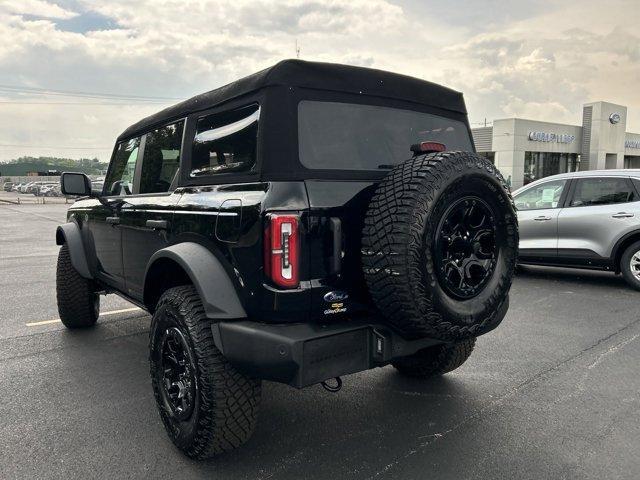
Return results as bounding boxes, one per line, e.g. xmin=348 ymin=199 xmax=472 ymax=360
xmin=149 ymin=286 xmax=261 ymax=459
xmin=392 ymin=338 xmax=476 ymax=378
xmin=56 ymin=243 xmax=99 ymax=328
xmin=620 ymin=241 xmax=640 ymax=291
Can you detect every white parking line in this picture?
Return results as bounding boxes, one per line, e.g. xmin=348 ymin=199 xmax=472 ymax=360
xmin=25 ymin=307 xmax=142 ymax=327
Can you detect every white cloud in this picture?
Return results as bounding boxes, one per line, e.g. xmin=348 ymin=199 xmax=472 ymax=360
xmin=0 ymin=0 xmax=638 ymax=161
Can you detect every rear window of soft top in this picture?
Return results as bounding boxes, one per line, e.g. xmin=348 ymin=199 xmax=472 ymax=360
xmin=298 ymin=101 xmax=472 ymax=171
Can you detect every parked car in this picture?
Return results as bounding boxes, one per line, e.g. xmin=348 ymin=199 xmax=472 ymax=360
xmin=513 ymin=169 xmax=640 ymax=289
xmin=55 ymin=60 xmax=518 ymax=459
xmin=22 ymin=182 xmax=37 ymax=193
xmin=36 ymin=182 xmax=59 ymax=196
xmin=3 ymin=181 xmax=13 ymax=192
xmin=12 ymin=183 xmax=23 ymax=192
xmin=33 ymin=183 xmax=47 ymax=196
xmin=39 ymin=184 xmax=60 ymax=197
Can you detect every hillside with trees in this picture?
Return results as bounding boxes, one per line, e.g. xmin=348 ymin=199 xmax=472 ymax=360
xmin=0 ymin=156 xmax=109 ymax=176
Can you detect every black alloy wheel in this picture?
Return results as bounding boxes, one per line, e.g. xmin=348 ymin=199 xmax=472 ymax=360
xmin=433 ymin=196 xmax=498 ymax=299
xmin=159 ymin=326 xmax=197 ymax=421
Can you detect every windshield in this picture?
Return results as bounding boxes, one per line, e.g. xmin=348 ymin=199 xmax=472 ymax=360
xmin=298 ymin=101 xmax=472 ymax=171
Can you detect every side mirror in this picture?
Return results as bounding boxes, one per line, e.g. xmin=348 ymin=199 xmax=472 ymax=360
xmin=60 ymin=172 xmax=93 ymax=197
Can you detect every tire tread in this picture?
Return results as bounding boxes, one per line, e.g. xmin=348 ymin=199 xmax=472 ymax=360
xmin=392 ymin=338 xmax=476 ymax=378
xmin=55 ymin=243 xmax=98 ymax=328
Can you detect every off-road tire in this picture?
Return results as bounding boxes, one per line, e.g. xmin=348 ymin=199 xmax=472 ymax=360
xmin=56 ymin=243 xmax=99 ymax=328
xmin=392 ymin=338 xmax=476 ymax=378
xmin=149 ymin=286 xmax=261 ymax=459
xmin=362 ymin=151 xmax=518 ymax=341
xmin=620 ymin=241 xmax=640 ymax=291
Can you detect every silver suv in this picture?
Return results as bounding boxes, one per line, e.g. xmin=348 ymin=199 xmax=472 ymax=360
xmin=513 ymin=170 xmax=640 ymax=289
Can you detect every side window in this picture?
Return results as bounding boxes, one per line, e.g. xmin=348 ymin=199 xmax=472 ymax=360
xmin=190 ymin=104 xmax=259 ymax=178
xmin=139 ymin=120 xmax=184 ymax=194
xmin=514 ymin=179 xmax=567 ymax=211
xmin=570 ymin=177 xmax=636 ymax=207
xmin=104 ymin=137 xmax=140 ymax=196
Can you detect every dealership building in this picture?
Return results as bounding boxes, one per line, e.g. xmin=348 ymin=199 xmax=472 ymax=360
xmin=471 ymin=101 xmax=640 ymax=189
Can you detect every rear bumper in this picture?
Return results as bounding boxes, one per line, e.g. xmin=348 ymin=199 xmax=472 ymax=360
xmin=211 ymin=319 xmax=443 ymax=388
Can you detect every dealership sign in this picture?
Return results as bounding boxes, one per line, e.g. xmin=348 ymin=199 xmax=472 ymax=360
xmin=528 ymin=131 xmax=576 ymax=144
xmin=626 ymin=139 xmax=640 ymax=149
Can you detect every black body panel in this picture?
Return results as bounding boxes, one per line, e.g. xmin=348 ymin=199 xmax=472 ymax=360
xmin=304 ymin=180 xmax=379 ymax=320
xmin=120 ymin=192 xmax=182 ymax=298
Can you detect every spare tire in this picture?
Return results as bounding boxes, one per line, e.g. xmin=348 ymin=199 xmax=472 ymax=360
xmin=361 ymin=151 xmax=518 ymax=341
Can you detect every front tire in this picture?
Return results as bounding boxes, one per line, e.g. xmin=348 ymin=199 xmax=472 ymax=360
xmin=149 ymin=286 xmax=261 ymax=459
xmin=56 ymin=243 xmax=99 ymax=328
xmin=620 ymin=241 xmax=640 ymax=290
xmin=392 ymin=338 xmax=476 ymax=378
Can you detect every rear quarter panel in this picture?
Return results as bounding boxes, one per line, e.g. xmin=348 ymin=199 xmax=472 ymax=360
xmin=169 ymin=181 xmax=311 ymax=322
xmin=304 ymin=180 xmax=380 ymax=320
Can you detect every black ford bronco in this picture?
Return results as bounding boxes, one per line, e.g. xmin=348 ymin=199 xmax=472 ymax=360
xmin=56 ymin=60 xmax=518 ymax=458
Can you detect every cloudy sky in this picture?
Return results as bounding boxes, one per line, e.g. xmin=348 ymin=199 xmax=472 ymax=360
xmin=0 ymin=0 xmax=638 ymax=161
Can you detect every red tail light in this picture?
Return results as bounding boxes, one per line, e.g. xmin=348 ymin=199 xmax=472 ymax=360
xmin=410 ymin=141 xmax=446 ymax=154
xmin=264 ymin=214 xmax=300 ymax=288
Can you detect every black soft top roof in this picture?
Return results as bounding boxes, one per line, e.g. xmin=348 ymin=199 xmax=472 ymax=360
xmin=118 ymin=60 xmax=467 ymax=140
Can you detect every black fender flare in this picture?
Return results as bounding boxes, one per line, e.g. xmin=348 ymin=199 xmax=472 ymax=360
xmin=144 ymin=242 xmax=247 ymax=320
xmin=55 ymin=223 xmax=92 ymax=279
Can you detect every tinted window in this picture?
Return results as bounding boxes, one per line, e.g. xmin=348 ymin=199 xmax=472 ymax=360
xmin=298 ymin=101 xmax=473 ymax=170
xmin=139 ymin=121 xmax=184 ymax=194
xmin=105 ymin=137 xmax=140 ymax=195
xmin=514 ymin=179 xmax=567 ymax=210
xmin=190 ymin=105 xmax=259 ymax=178
xmin=570 ymin=177 xmax=635 ymax=207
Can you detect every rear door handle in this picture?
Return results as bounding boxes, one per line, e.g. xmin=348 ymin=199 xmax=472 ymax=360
xmin=612 ymin=212 xmax=634 ymax=218
xmin=146 ymin=219 xmax=168 ymax=230
xmin=534 ymin=216 xmax=552 ymax=221
xmin=106 ymin=216 xmax=120 ymax=225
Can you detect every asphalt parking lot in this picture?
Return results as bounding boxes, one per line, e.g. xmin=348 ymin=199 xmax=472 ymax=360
xmin=1 ymin=199 xmax=639 ymax=480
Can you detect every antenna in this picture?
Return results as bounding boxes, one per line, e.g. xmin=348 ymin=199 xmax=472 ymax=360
xmin=295 ymin=39 xmax=300 ymax=59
